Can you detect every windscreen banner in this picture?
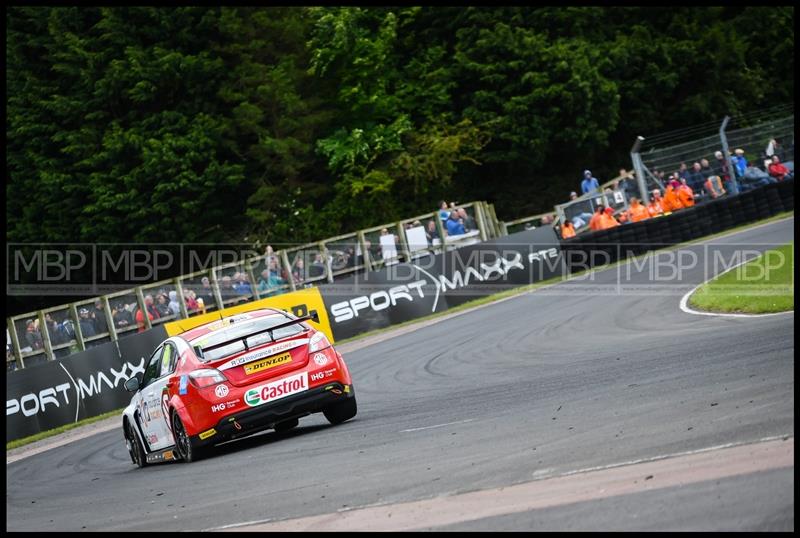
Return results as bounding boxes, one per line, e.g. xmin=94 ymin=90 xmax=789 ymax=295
xmin=319 ymin=227 xmax=563 ymax=341
xmin=6 ymin=326 xmax=167 ymax=443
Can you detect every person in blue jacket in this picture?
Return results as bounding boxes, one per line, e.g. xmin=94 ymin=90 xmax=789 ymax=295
xmin=445 ymin=211 xmax=466 ymax=236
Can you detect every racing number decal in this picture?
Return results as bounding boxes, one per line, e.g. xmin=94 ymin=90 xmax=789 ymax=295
xmin=290 ymin=304 xmax=318 ymax=321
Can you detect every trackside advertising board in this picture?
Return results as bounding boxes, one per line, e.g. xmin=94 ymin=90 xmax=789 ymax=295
xmin=6 ymin=327 xmax=167 ymax=443
xmin=162 ymin=287 xmax=334 ymax=342
xmin=319 ymin=227 xmax=563 ymax=340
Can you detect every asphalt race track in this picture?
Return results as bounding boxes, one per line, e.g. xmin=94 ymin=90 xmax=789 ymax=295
xmin=6 ymin=217 xmax=794 ymax=531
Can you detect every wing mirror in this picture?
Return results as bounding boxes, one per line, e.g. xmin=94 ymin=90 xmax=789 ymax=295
xmin=310 ymin=310 xmax=320 ymax=324
xmin=124 ymin=377 xmax=140 ymax=392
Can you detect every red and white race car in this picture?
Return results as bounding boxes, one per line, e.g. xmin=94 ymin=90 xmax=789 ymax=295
xmin=121 ymin=308 xmax=356 ymax=466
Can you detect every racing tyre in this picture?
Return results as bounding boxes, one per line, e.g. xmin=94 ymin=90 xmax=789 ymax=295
xmin=274 ymin=418 xmax=299 ymax=433
xmin=126 ymin=421 xmax=148 ymax=468
xmin=323 ymin=396 xmax=358 ymax=425
xmin=172 ymin=412 xmax=203 ymax=463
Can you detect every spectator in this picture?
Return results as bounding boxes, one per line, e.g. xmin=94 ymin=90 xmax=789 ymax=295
xmin=78 ymin=308 xmax=96 ymax=338
xmin=740 ymin=164 xmax=776 ymax=191
xmin=561 ymin=219 xmax=576 ymax=239
xmin=25 ymin=319 xmax=43 ymax=350
xmin=626 ymin=197 xmax=650 ymax=223
xmin=445 ymin=211 xmax=466 ymax=236
xmin=700 ymin=158 xmax=725 ymax=198
xmin=43 ymin=313 xmax=63 ymax=345
xmin=233 ymin=272 xmax=253 ymax=297
xmin=92 ymin=299 xmax=108 ymax=334
xmin=199 ymin=276 xmax=216 ymax=308
xmin=732 ymin=149 xmax=747 ymax=180
xmin=686 ymin=162 xmax=706 ymax=195
xmin=768 ymin=155 xmax=792 ymax=182
xmin=677 ymin=162 xmax=690 ymax=182
xmin=425 ymin=220 xmax=440 ymax=245
xmin=258 ymin=260 xmax=286 ymax=297
xmin=580 ymin=170 xmax=600 ymax=194
xmin=588 ymin=205 xmax=605 ymax=231
xmin=219 ymin=276 xmax=235 ymax=302
xmin=765 ymin=138 xmax=786 ymax=165
xmin=292 ymin=258 xmax=306 ymax=283
xmin=113 ymin=303 xmax=133 ymax=330
xmin=309 ymin=253 xmax=326 ymax=279
xmin=184 ymin=290 xmax=199 ymax=314
xmin=647 ymin=190 xmax=665 ymax=217
xmin=662 ymin=178 xmax=684 ymax=213
xmin=136 ymin=295 xmax=159 ymax=332
xmin=713 ymin=150 xmax=737 ymax=194
xmin=154 ymin=293 xmax=172 ymax=318
xmin=600 ymin=207 xmax=619 ymax=229
xmin=567 ymin=191 xmax=595 ymax=229
xmin=168 ymin=291 xmax=181 ymax=316
xmin=438 ymin=201 xmax=450 ymax=222
xmin=457 ymin=208 xmax=477 ymax=232
xmin=677 ymin=178 xmax=695 ymax=208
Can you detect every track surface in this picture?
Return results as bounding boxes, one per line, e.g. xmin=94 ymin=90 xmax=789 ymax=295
xmin=6 ymin=218 xmax=794 ymax=531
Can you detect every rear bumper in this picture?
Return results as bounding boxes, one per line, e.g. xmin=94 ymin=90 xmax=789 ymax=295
xmin=192 ymin=383 xmax=354 ymax=446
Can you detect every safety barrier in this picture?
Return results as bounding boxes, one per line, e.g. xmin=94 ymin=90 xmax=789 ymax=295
xmin=560 ymin=179 xmax=794 ymax=271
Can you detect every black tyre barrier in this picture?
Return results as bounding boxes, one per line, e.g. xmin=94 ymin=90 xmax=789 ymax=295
xmin=561 ymin=179 xmax=793 ymax=271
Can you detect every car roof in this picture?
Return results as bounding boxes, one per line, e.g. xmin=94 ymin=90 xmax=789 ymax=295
xmin=180 ymin=308 xmax=287 ymax=343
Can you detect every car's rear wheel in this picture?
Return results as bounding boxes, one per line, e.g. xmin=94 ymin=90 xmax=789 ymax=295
xmin=125 ymin=421 xmax=147 ymax=468
xmin=323 ymin=396 xmax=357 ymax=425
xmin=274 ymin=417 xmax=299 ymax=433
xmin=172 ymin=412 xmax=203 ymax=463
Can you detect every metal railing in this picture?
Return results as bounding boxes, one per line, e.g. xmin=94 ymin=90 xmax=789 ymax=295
xmin=7 ymin=201 xmax=500 ymax=370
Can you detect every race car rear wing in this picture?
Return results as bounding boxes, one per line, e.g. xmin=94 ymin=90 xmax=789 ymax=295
xmin=194 ymin=311 xmax=319 ymax=359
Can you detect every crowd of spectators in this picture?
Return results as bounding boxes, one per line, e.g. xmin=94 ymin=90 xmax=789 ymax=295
xmin=560 ymin=138 xmax=793 ymax=239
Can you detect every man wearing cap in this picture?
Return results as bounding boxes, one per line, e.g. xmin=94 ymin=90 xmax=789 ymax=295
xmin=599 ymin=206 xmax=619 ymax=229
xmin=580 ymin=170 xmax=600 ymax=194
xmin=662 ymin=177 xmax=684 ymax=213
xmin=79 ymin=307 xmax=97 ymax=338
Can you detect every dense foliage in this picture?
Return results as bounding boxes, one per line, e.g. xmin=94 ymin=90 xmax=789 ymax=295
xmin=7 ymin=6 xmax=794 ymax=246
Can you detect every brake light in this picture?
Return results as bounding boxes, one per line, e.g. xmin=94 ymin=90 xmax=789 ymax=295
xmin=308 ymin=331 xmax=331 ymax=352
xmin=188 ymin=368 xmax=227 ymax=388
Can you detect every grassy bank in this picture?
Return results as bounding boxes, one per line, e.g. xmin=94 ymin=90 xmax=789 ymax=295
xmin=688 ymin=242 xmax=794 ymax=314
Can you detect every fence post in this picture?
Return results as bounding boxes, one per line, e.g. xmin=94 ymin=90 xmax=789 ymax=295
xmin=173 ymin=278 xmax=189 ymax=319
xmin=435 ymin=213 xmax=448 ymax=252
xmin=8 ymin=317 xmax=24 ymax=369
xmin=280 ymin=250 xmax=297 ymax=292
xmin=70 ymin=303 xmax=87 ymax=351
xmin=719 ymin=116 xmax=740 ymax=195
xmin=357 ymin=231 xmax=372 ymax=272
xmin=208 ymin=269 xmax=224 ymax=311
xmin=630 ymin=135 xmax=649 ymax=204
xmin=103 ymin=296 xmax=118 ymax=341
xmin=474 ymin=202 xmax=489 ymax=241
xmin=36 ymin=310 xmax=54 ymax=361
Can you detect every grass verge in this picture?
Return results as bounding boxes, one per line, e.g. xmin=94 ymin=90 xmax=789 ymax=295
xmin=6 ymin=408 xmax=123 ymax=451
xmin=688 ymin=242 xmax=794 ymax=314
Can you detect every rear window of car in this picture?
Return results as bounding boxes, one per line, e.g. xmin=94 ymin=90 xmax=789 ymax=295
xmin=192 ymin=314 xmax=307 ymax=362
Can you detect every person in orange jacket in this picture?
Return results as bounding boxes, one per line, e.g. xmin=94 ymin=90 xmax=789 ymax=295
xmin=561 ymin=219 xmax=576 ymax=239
xmin=677 ymin=178 xmax=695 ymax=208
xmin=626 ymin=197 xmax=650 ymax=222
xmin=589 ymin=205 xmax=606 ymax=231
xmin=647 ymin=190 xmax=665 ymax=217
xmin=599 ymin=206 xmax=619 ymax=229
xmin=662 ymin=178 xmax=684 ymax=212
